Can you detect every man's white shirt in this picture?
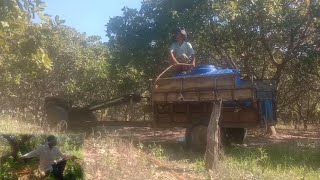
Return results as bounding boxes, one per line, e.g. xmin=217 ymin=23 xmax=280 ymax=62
xmin=22 ymin=143 xmax=71 ymax=172
xmin=170 ymin=41 xmax=195 ymax=63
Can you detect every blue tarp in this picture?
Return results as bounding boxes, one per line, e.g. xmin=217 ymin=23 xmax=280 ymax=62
xmin=176 ymin=65 xmax=243 ymax=86
xmin=176 ymin=65 xmax=240 ymax=77
xmin=223 ymin=101 xmax=253 ymax=107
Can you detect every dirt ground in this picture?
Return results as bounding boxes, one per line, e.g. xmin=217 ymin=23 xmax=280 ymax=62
xmin=97 ymin=126 xmax=320 ymax=145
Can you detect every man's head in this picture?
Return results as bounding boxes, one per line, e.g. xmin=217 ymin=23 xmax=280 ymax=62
xmin=47 ymin=135 xmax=58 ymax=147
xmin=175 ymin=27 xmax=187 ymax=43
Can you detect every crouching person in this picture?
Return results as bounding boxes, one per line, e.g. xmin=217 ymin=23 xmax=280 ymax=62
xmin=21 ymin=135 xmax=77 ymax=180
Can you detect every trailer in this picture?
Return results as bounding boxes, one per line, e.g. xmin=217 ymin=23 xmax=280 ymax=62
xmin=151 ymin=67 xmax=277 ymax=146
xmin=45 ymin=65 xmax=276 ymax=147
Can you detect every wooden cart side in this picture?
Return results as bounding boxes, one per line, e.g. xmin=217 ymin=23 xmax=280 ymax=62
xmin=152 ymin=88 xmax=256 ymax=103
xmin=153 ymin=74 xmax=238 ymax=93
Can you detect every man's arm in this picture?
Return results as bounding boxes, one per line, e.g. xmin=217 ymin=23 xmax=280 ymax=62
xmin=187 ymin=42 xmax=196 ymax=67
xmin=169 ymin=51 xmax=194 ymax=67
xmin=169 ymin=51 xmax=179 ymax=65
xmin=190 ymin=54 xmax=196 ymax=67
xmin=55 ymin=147 xmax=76 ymax=160
xmin=21 ymin=147 xmax=41 ymax=159
xmin=169 ymin=43 xmax=180 ymax=65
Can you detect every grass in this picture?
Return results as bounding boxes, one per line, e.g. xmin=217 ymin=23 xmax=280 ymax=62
xmin=1 ymin=116 xmax=320 ymax=179
xmin=217 ymin=142 xmax=320 ymax=180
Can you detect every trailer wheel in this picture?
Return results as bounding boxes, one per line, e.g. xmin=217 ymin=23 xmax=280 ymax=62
xmin=220 ymin=128 xmax=230 ymax=146
xmin=185 ymin=123 xmax=208 ymax=151
xmin=45 ymin=106 xmax=69 ymax=128
xmin=223 ymin=128 xmax=247 ymax=145
xmin=44 ymin=97 xmax=70 ymax=128
xmin=68 ymin=109 xmax=97 ymax=130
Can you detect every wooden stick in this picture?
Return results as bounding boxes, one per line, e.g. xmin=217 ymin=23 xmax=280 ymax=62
xmin=205 ymin=99 xmax=222 ymax=170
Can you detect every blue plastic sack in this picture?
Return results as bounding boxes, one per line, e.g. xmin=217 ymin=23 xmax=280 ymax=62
xmin=223 ymin=101 xmax=253 ymax=107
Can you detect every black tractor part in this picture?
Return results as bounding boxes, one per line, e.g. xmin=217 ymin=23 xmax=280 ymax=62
xmin=44 ymin=97 xmax=97 ymax=128
xmin=68 ymin=108 xmax=97 ymax=124
xmin=44 ymin=97 xmax=70 ymax=127
xmin=44 ymin=94 xmax=142 ymax=130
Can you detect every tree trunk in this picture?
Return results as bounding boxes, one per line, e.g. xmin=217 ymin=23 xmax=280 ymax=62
xmin=266 ymin=71 xmax=281 ymax=137
xmin=2 ymin=135 xmax=33 ymax=160
xmin=304 ymin=92 xmax=310 ymax=130
xmin=205 ymin=100 xmax=222 ymax=170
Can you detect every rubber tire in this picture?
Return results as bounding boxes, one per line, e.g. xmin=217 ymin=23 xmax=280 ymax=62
xmin=223 ymin=128 xmax=247 ymax=145
xmin=68 ymin=109 xmax=97 ymax=131
xmin=185 ymin=123 xmax=208 ymax=151
xmin=45 ymin=105 xmax=69 ymax=127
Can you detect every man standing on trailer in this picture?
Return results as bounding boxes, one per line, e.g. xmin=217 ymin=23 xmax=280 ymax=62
xmin=169 ymin=27 xmax=196 ymax=74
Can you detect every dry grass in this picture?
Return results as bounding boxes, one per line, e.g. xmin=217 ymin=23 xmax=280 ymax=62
xmin=1 ymin=116 xmax=320 ymax=180
xmin=0 ymin=115 xmax=70 ymax=134
xmin=0 ymin=116 xmax=208 ymax=179
xmin=84 ymin=136 xmax=161 ymax=179
xmin=0 ymin=116 xmax=45 ymax=134
xmin=83 ymin=131 xmax=208 ymax=180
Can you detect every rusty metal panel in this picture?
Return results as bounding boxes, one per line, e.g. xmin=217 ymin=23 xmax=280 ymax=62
xmin=216 ymin=90 xmax=233 ymax=100
xmin=174 ymin=104 xmax=187 ymax=112
xmin=152 ymin=93 xmax=166 ymax=102
xmin=157 ymin=113 xmax=171 ymax=123
xmin=221 ymin=109 xmax=237 ymax=122
xmin=220 ymin=107 xmax=260 ymax=128
xmin=182 ymin=92 xmax=199 ymax=101
xmin=216 ymin=76 xmax=236 ymax=89
xmin=173 ymin=113 xmax=188 ymax=123
xmin=183 ymin=76 xmax=216 ymax=90
xmin=153 ymin=102 xmax=261 ymax=128
xmin=167 ymin=93 xmax=180 ymax=102
xmin=153 ymin=89 xmax=256 ymax=103
xmin=190 ymin=113 xmax=211 ymax=123
xmin=154 ymin=75 xmax=237 ymax=93
xmin=234 ymin=89 xmax=255 ymax=100
xmin=199 ymin=91 xmax=215 ymax=101
xmin=190 ymin=103 xmax=208 ymax=113
xmin=238 ymin=111 xmax=260 ymax=123
xmin=154 ymin=78 xmax=181 ymax=92
xmin=157 ymin=104 xmax=173 ymax=113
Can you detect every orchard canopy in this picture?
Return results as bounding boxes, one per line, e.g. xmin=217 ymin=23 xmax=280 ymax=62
xmin=1 ymin=0 xmax=319 ymax=125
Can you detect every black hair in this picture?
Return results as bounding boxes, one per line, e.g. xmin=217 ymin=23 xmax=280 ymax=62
xmin=172 ymin=27 xmax=188 ymax=42
xmin=175 ymin=27 xmax=187 ymax=37
xmin=47 ymin=135 xmax=57 ymax=142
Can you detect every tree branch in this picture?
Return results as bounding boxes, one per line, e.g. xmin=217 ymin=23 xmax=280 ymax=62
xmin=260 ymin=36 xmax=281 ymax=67
xmin=214 ymin=46 xmax=238 ymax=69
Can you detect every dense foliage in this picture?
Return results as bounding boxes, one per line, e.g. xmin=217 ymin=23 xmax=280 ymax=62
xmin=0 ymin=0 xmax=319 ymax=126
xmin=0 ymin=0 xmax=110 ymax=121
xmin=106 ymin=0 xmax=320 ymax=126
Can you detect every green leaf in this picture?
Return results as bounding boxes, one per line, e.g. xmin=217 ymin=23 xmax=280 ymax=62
xmin=1 ymin=21 xmax=9 ymax=28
